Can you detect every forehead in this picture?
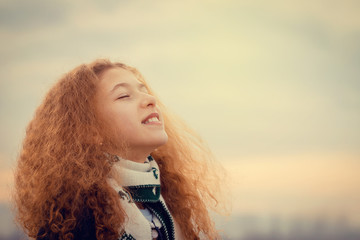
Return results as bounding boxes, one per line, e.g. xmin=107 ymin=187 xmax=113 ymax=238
xmin=97 ymin=67 xmax=141 ymax=92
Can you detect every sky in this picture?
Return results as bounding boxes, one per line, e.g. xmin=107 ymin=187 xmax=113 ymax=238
xmin=0 ymin=0 xmax=360 ymax=233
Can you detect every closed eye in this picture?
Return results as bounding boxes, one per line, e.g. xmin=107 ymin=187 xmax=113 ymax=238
xmin=117 ymin=95 xmax=130 ymax=100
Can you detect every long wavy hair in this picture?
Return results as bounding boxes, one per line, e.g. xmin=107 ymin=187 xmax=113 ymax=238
xmin=14 ymin=59 xmax=225 ymax=239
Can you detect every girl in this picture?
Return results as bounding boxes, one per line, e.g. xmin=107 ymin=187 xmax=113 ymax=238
xmin=14 ymin=59 xmax=224 ymax=239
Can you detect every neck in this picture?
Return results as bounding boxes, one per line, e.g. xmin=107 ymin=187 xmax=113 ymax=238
xmin=114 ymin=149 xmax=151 ymax=163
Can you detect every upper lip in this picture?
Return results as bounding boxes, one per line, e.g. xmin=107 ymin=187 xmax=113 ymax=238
xmin=141 ymin=112 xmax=160 ymax=124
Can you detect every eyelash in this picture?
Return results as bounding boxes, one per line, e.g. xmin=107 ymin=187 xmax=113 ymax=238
xmin=117 ymin=95 xmax=130 ymax=99
xmin=116 ymin=91 xmax=149 ymax=100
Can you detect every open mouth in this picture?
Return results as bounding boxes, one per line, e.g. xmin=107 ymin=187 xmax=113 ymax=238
xmin=142 ymin=113 xmax=160 ymax=124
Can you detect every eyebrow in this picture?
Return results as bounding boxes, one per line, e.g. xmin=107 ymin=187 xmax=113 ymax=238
xmin=110 ymin=82 xmax=147 ymax=93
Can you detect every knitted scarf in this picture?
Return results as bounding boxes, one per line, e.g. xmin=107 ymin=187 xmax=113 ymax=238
xmin=108 ymin=156 xmax=176 ymax=240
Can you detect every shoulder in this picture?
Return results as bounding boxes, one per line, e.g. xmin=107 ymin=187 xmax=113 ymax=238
xmin=73 ymin=207 xmax=97 ymax=239
xmin=37 ymin=207 xmax=97 ymax=240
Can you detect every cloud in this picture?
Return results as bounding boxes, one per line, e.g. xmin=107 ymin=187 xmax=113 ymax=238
xmin=223 ymin=152 xmax=360 ymax=216
xmin=1 ymin=0 xmax=360 ymax=164
xmin=0 ymin=0 xmax=70 ymax=31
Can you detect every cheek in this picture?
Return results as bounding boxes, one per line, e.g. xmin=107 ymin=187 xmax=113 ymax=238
xmin=97 ymin=101 xmax=140 ymax=137
xmin=110 ymin=110 xmax=139 ymax=133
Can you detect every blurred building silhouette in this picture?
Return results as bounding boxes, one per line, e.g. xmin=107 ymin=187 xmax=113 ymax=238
xmin=2 ymin=203 xmax=360 ymax=240
xmin=218 ymin=213 xmax=360 ymax=240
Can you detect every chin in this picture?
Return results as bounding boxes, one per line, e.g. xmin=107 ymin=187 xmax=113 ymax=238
xmin=152 ymin=133 xmax=168 ymax=148
xmin=156 ymin=135 xmax=169 ymax=147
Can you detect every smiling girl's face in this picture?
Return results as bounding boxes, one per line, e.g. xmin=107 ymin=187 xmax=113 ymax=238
xmin=95 ymin=67 xmax=168 ymax=162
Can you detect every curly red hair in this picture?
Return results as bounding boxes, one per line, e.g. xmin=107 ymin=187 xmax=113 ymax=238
xmin=14 ymin=59 xmax=224 ymax=239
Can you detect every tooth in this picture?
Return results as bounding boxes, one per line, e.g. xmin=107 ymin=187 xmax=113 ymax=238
xmin=143 ymin=116 xmax=160 ymax=124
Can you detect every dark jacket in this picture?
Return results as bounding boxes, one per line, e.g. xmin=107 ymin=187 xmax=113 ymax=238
xmin=37 ymin=207 xmax=97 ymax=240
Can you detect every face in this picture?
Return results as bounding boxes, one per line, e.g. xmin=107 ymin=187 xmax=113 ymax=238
xmin=95 ymin=67 xmax=168 ymax=162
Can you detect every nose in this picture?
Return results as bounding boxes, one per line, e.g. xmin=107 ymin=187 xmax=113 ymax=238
xmin=140 ymin=93 xmax=156 ymax=108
